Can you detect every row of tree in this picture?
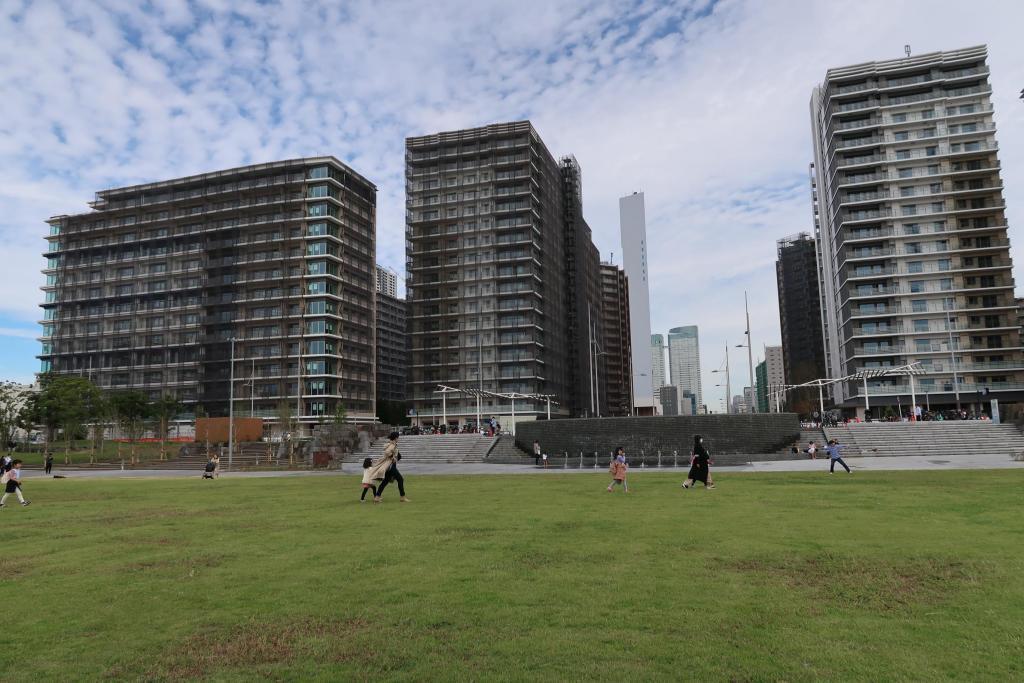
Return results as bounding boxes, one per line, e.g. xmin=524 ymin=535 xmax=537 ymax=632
xmin=0 ymin=375 xmax=183 ymax=464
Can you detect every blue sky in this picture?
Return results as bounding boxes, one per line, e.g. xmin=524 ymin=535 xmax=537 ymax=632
xmin=1 ymin=0 xmax=1022 ymax=412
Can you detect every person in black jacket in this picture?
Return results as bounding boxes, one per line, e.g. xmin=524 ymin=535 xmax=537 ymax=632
xmin=682 ymin=435 xmax=715 ymax=489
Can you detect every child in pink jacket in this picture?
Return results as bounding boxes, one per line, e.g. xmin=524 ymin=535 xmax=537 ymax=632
xmin=606 ymin=447 xmax=629 ymax=493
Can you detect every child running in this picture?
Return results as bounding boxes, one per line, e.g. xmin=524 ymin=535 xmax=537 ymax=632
xmin=0 ymin=460 xmax=30 ymax=508
xmin=825 ymin=439 xmax=851 ymax=474
xmin=360 ymin=457 xmax=381 ymax=502
xmin=606 ymin=447 xmax=629 ymax=493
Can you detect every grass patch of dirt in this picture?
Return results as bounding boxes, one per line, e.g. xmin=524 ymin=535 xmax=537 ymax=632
xmin=142 ymin=616 xmax=370 ymax=680
xmin=721 ymin=553 xmax=984 ymax=609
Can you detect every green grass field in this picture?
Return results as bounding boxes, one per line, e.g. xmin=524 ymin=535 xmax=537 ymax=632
xmin=3 ymin=470 xmax=1023 ymax=681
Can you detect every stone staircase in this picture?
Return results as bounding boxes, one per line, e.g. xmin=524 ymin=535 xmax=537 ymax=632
xmin=823 ymin=421 xmax=1024 ymax=459
xmin=485 ymin=435 xmax=534 ymax=464
xmin=347 ymin=434 xmax=498 ymax=464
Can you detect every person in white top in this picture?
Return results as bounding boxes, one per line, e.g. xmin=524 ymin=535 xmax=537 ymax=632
xmin=0 ymin=460 xmax=30 ymax=507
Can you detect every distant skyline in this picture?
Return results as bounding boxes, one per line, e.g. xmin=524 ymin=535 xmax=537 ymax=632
xmin=1 ymin=0 xmax=1023 ymax=417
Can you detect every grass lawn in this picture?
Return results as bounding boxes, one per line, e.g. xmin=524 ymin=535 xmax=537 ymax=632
xmin=3 ymin=469 xmax=1023 ymax=681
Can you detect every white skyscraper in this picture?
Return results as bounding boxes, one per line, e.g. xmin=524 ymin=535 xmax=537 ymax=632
xmin=620 ymin=192 xmax=654 ymax=413
xmin=668 ymin=326 xmax=702 ymax=414
xmin=650 ymin=333 xmax=667 ymax=405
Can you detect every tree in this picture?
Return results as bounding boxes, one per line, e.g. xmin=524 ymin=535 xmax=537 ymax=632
xmin=109 ymin=391 xmax=153 ymax=465
xmin=0 ymin=382 xmax=25 ymax=450
xmin=33 ymin=375 xmax=102 ymax=464
xmin=87 ymin=392 xmax=110 ymax=464
xmin=332 ymin=402 xmax=347 ymax=425
xmin=276 ymin=400 xmax=297 ymax=465
xmin=151 ymin=395 xmax=183 ymax=460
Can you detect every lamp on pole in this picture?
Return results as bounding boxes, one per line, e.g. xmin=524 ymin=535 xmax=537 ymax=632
xmin=711 ymin=341 xmax=731 ymax=414
xmin=945 ymin=308 xmax=961 ymax=410
xmin=228 ymin=337 xmax=237 ymax=472
xmin=745 ymin=290 xmax=753 ymax=413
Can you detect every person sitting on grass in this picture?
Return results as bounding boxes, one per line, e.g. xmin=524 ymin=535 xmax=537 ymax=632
xmin=607 ymin=447 xmax=629 ymax=493
xmin=0 ymin=459 xmax=30 ymax=508
xmin=682 ymin=435 xmax=715 ymax=490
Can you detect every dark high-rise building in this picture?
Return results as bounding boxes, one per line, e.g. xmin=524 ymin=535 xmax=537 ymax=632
xmin=776 ymin=232 xmax=828 ymax=411
xmin=404 ymin=121 xmax=603 ymax=424
xmin=40 ymin=158 xmax=377 ymax=424
xmin=659 ymin=384 xmax=679 ymax=416
xmin=599 ymin=262 xmax=632 ymax=416
xmin=375 ymin=284 xmax=407 ymax=404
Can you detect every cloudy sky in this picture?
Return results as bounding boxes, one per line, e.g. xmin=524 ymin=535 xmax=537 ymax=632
xmin=1 ymin=0 xmax=1022 ymax=411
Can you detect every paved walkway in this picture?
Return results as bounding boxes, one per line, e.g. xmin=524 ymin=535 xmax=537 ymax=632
xmin=22 ymin=452 xmax=1024 ymax=480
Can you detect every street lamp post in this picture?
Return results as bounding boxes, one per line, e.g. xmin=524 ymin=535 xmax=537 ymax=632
xmin=711 ymin=342 xmax=731 ymax=414
xmin=946 ymin=308 xmax=961 ymax=410
xmin=743 ymin=292 xmax=755 ymax=414
xmin=228 ymin=337 xmax=236 ymax=472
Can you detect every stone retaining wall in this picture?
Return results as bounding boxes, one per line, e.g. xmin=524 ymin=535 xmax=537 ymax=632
xmin=516 ymin=414 xmax=800 ymax=459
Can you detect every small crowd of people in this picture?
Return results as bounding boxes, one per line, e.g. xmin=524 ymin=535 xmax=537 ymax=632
xmin=403 ymin=417 xmax=504 ymax=437
xmin=794 ymin=439 xmax=852 ymax=473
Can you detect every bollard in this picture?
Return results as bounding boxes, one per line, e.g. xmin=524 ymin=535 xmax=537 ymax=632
xmin=579 ymin=452 xmax=583 ymax=469
xmin=641 ymin=450 xmax=646 ymax=469
xmin=593 ymin=451 xmax=598 ymax=469
xmin=657 ymin=450 xmax=662 ymax=468
xmin=673 ymin=450 xmax=678 ymax=468
xmin=564 ymin=452 xmax=568 ymax=469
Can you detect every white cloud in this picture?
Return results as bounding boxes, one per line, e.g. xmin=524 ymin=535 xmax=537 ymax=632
xmin=0 ymin=0 xmax=1022 ymax=408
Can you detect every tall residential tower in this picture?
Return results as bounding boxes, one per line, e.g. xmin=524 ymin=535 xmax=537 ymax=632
xmin=810 ymin=45 xmax=1023 ymax=411
xmin=40 ymin=158 xmax=378 ymax=423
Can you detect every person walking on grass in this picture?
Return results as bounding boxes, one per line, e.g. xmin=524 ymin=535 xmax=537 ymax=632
xmin=682 ymin=435 xmax=715 ymax=489
xmin=44 ymin=454 xmax=53 ymax=475
xmin=360 ymin=457 xmax=380 ymax=502
xmin=826 ymin=439 xmax=851 ymax=474
xmin=0 ymin=460 xmax=30 ymax=508
xmin=369 ymin=432 xmax=409 ymax=503
xmin=607 ymin=447 xmax=629 ymax=493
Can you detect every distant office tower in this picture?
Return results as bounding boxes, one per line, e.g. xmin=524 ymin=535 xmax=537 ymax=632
xmin=659 ymin=384 xmax=679 ymax=416
xmin=375 ymin=290 xmax=407 ymax=404
xmin=776 ymin=233 xmax=828 ymax=409
xmin=731 ymin=392 xmax=749 ymax=415
xmin=376 ymin=265 xmax=399 ymax=298
xmin=39 ymin=158 xmax=378 ymax=423
xmin=650 ymin=333 xmax=667 ymax=405
xmin=681 ymin=390 xmax=697 ymax=416
xmin=404 ymin=121 xmax=603 ymax=424
xmin=755 ymin=345 xmax=785 ymax=412
xmin=668 ymin=326 xmax=702 ymax=414
xmin=811 ymin=45 xmax=1023 ymax=411
xmin=600 ymin=262 xmax=633 ymax=416
xmin=620 ymin=192 xmax=654 ymax=414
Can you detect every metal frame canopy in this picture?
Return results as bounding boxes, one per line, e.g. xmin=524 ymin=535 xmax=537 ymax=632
xmin=772 ymin=363 xmax=925 ymax=419
xmin=433 ymin=385 xmax=559 ymax=434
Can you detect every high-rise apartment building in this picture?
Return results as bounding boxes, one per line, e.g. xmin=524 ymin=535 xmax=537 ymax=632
xmin=810 ymin=45 xmax=1024 ymax=411
xmin=650 ymin=333 xmax=667 ymax=406
xmin=620 ymin=192 xmax=655 ymax=414
xmin=375 ymin=286 xmax=407 ymax=405
xmin=668 ymin=325 xmax=702 ymax=414
xmin=599 ymin=262 xmax=632 ymax=417
xmin=776 ymin=232 xmax=828 ymax=411
xmin=376 ymin=265 xmax=399 ymax=298
xmin=659 ymin=384 xmax=679 ymax=416
xmin=755 ymin=346 xmax=785 ymax=412
xmin=404 ymin=121 xmax=603 ymax=424
xmin=39 ymin=158 xmax=378 ymax=422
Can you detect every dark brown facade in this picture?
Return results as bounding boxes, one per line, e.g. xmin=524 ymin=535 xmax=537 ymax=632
xmin=40 ymin=157 xmax=377 ymax=423
xmin=404 ymin=121 xmax=603 ymax=422
xmin=600 ymin=262 xmax=632 ymax=416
